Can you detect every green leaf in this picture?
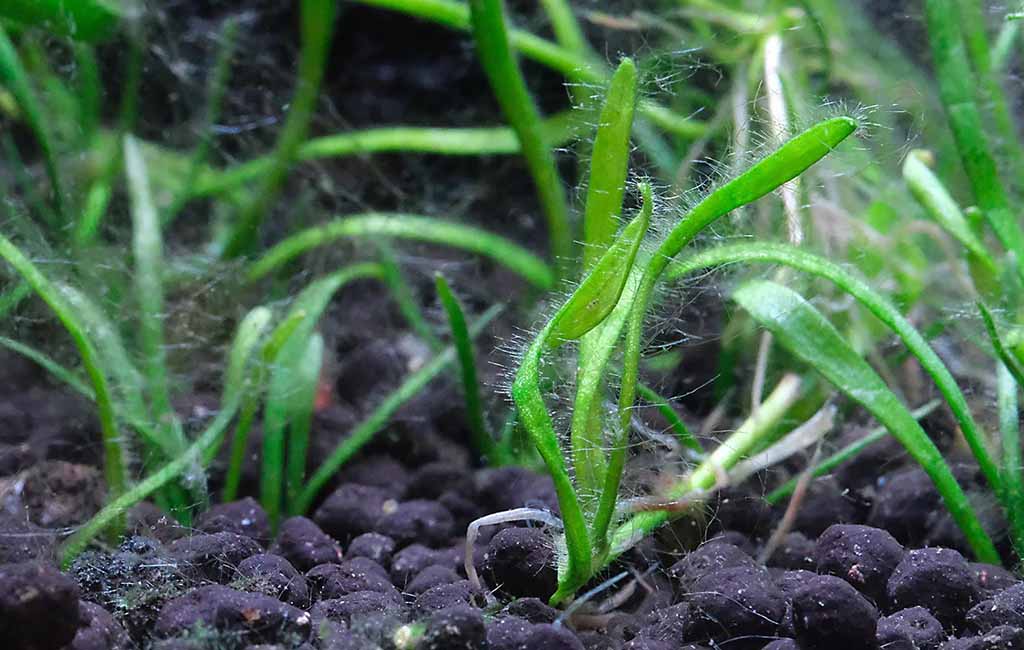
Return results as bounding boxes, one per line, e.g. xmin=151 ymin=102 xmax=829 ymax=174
xmin=734 ymin=279 xmax=999 ymax=563
xmin=551 ymin=184 xmax=651 ymax=344
xmin=285 ymin=333 xmax=325 ymax=514
xmin=582 ymin=57 xmax=637 ymax=267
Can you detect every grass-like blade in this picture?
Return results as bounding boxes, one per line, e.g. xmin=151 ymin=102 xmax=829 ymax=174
xmin=734 ymin=279 xmax=999 ymax=563
xmin=247 ymin=213 xmax=554 ymax=289
xmin=353 ymin=0 xmax=705 ymax=138
xmin=125 ymin=136 xmax=186 ymax=453
xmin=582 ymin=58 xmax=637 ymax=267
xmin=997 ymin=360 xmax=1024 ymax=559
xmin=221 ymin=0 xmax=336 ymax=258
xmin=902 ymin=150 xmax=997 ymax=274
xmin=285 ymin=333 xmax=324 ymax=514
xmin=295 ymin=304 xmax=503 ymax=513
xmin=667 ymin=242 xmax=1003 ymax=501
xmin=765 ymin=400 xmax=941 ymax=504
xmin=1 ymin=0 xmax=120 ymax=41
xmin=923 ymin=0 xmax=1024 ymax=269
xmin=469 ymin=0 xmax=571 ymax=265
xmin=637 ymin=383 xmax=703 ymax=455
xmin=0 ymin=235 xmax=126 ymax=520
xmin=0 ymin=26 xmax=64 ymax=222
xmin=435 ymin=273 xmax=497 ymax=463
xmin=378 ymin=242 xmax=441 ymax=351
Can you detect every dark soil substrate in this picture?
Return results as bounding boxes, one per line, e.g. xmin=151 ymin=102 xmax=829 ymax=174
xmin=3 ymin=404 xmax=1024 ymax=650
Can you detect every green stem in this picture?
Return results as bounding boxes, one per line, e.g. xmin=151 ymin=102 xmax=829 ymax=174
xmin=220 ymin=0 xmax=336 ymax=258
xmin=0 ymin=0 xmax=121 ymax=41
xmin=997 ymin=362 xmax=1024 ymax=556
xmin=247 ymin=213 xmax=555 ymax=290
xmin=469 ymin=0 xmax=571 ymax=266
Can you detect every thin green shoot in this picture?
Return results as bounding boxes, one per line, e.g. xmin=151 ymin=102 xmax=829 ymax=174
xmin=164 ymin=17 xmax=240 ymax=225
xmin=766 ymin=401 xmax=942 ymax=504
xmin=353 ymin=0 xmax=706 ymax=138
xmin=72 ymin=43 xmax=101 ymax=146
xmin=247 ymin=213 xmax=555 ymax=290
xmin=435 ymin=273 xmax=497 ymax=463
xmin=295 ymin=304 xmax=503 ymax=513
xmin=735 ymin=280 xmax=998 ymax=563
xmin=513 ymin=203 xmax=650 ymax=603
xmin=0 ymin=26 xmax=64 ymax=222
xmin=220 ymin=0 xmax=336 ymax=258
xmin=125 ymin=136 xmax=186 ymax=453
xmin=468 ymin=0 xmax=571 ymax=266
xmin=667 ymin=242 xmax=1003 ymax=500
xmin=1 ymin=0 xmax=121 ymax=42
xmin=902 ymin=150 xmax=997 ymax=275
xmin=189 ymin=111 xmax=579 ymax=199
xmin=285 ymin=334 xmax=324 ymax=514
xmin=612 ymin=117 xmax=857 ymax=561
xmin=923 ymin=0 xmax=1024 ymax=270
xmin=636 ymin=383 xmax=703 ymax=455
xmin=378 ymin=242 xmax=442 ymax=351
xmin=581 ymin=58 xmax=637 ymax=268
xmin=0 ymin=234 xmax=126 ymax=523
xmin=608 ymin=375 xmax=802 ymax=563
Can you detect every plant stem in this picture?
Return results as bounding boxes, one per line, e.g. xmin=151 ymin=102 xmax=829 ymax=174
xmin=1 ymin=0 xmax=121 ymax=41
xmin=469 ymin=0 xmax=571 ymax=267
xmin=220 ymin=0 xmax=336 ymax=258
xmin=247 ymin=213 xmax=555 ymax=290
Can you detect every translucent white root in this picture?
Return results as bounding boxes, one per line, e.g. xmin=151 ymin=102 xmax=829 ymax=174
xmin=464 ymin=507 xmax=563 ymax=605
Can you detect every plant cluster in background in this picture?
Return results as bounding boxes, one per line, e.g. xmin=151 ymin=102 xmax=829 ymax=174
xmin=1 ymin=0 xmax=1023 ymax=611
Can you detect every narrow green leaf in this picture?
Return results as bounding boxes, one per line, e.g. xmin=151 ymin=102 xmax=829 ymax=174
xmin=247 ymin=213 xmax=554 ymax=290
xmin=552 ymin=185 xmax=651 ymax=344
xmin=286 ymin=333 xmax=324 ymax=514
xmin=435 ymin=273 xmax=497 ymax=463
xmin=1 ymin=0 xmax=121 ymax=42
xmin=468 ymin=0 xmax=571 ymax=265
xmin=582 ymin=58 xmax=637 ymax=267
xmin=637 ymin=383 xmax=703 ymax=455
xmin=296 ymin=304 xmax=504 ymax=513
xmin=734 ymin=280 xmax=998 ymax=563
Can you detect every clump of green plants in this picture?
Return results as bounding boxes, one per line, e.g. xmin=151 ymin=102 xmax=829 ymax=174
xmin=3 ymin=0 xmax=1024 ymax=620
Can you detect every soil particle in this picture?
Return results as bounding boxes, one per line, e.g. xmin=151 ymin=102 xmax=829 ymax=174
xmin=345 ymin=532 xmax=395 ymax=569
xmin=128 ymin=501 xmax=187 ymax=542
xmin=0 ymin=513 xmax=56 ymax=563
xmin=413 ymin=579 xmax=486 ymax=616
xmin=196 ymin=497 xmax=272 ymax=544
xmin=633 ymin=602 xmax=689 ymax=645
xmin=888 ymin=547 xmax=981 ymax=630
xmin=475 ymin=466 xmax=558 ymax=513
xmin=313 ymin=483 xmax=392 ymax=544
xmin=668 ymin=541 xmax=757 ymax=591
xmin=154 ymin=584 xmax=312 ymax=645
xmin=792 ymin=574 xmax=879 ymax=649
xmin=406 ymin=563 xmax=461 ymax=595
xmin=420 ymin=604 xmax=487 ymax=650
xmin=306 ymin=558 xmax=401 ymax=604
xmin=870 ymin=468 xmax=942 ymax=546
xmin=814 ymin=523 xmax=905 ymax=606
xmin=481 ymin=526 xmax=557 ymax=599
xmin=235 ymin=553 xmax=309 ymax=607
xmin=708 ymin=530 xmax=758 ymax=556
xmin=270 ymin=516 xmax=344 ymax=572
xmin=0 ymin=561 xmax=80 ymax=650
xmin=333 ymin=455 xmax=409 ymax=497
xmin=707 ymin=487 xmax=775 ymax=539
xmin=486 ymin=615 xmax=532 ymax=650
xmin=405 ymin=461 xmax=475 ymax=501
xmin=682 ymin=565 xmax=786 ymax=648
xmin=69 ymin=601 xmax=132 ymax=650
xmin=792 ymin=477 xmax=861 ymax=537
xmin=941 ymin=626 xmax=1024 ymax=649
xmin=524 ymin=623 xmax=586 ymax=650
xmin=310 ymin=591 xmax=401 ymax=628
xmin=1 ymin=460 xmax=106 ymax=528
xmin=773 ymin=568 xmax=819 ymax=636
xmin=766 ymin=531 xmax=816 ymax=571
xmin=375 ymin=498 xmax=455 ymax=547
xmin=167 ymin=532 xmax=263 ymax=583
xmin=390 ymin=543 xmax=445 ymax=587
xmin=965 ymin=582 xmax=1024 ymax=632
xmin=877 ymin=606 xmax=946 ymax=650
xmin=502 ymin=596 xmax=560 ymax=624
